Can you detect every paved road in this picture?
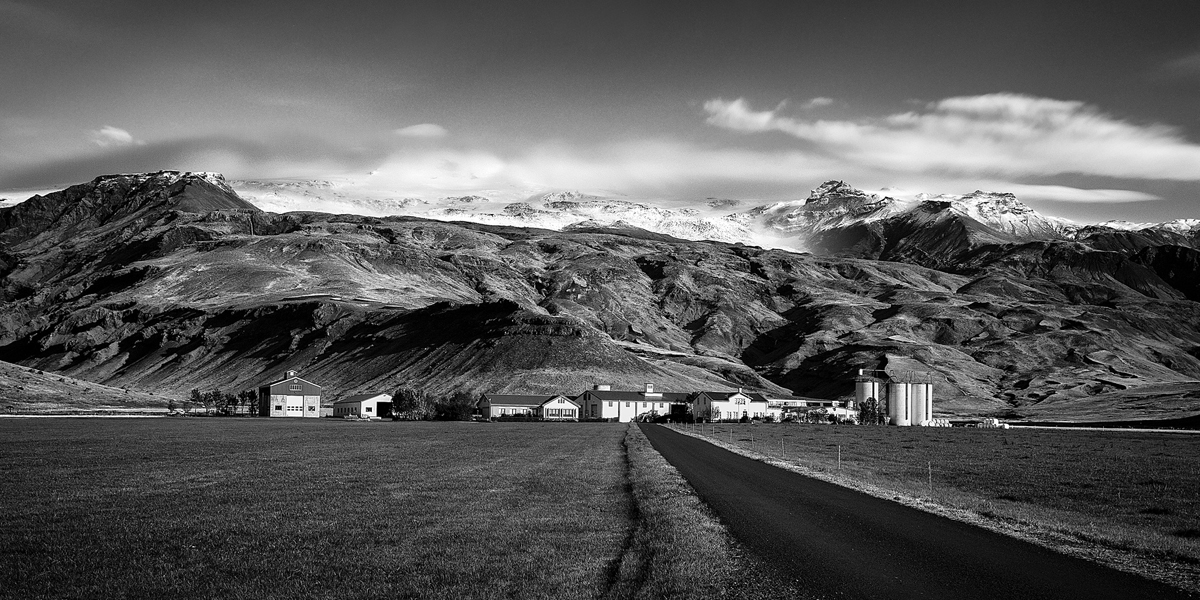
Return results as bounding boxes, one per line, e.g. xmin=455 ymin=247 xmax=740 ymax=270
xmin=640 ymin=424 xmax=1194 ymax=600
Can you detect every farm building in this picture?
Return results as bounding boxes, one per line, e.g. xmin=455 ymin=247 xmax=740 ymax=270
xmin=479 ymin=394 xmax=580 ymax=420
xmin=332 ymin=393 xmax=392 ymax=418
xmin=854 ymin=369 xmax=936 ymax=426
xmin=257 ymin=370 xmax=322 ymax=418
xmin=692 ymin=389 xmax=780 ymax=422
xmin=575 ymin=384 xmax=688 ymax=422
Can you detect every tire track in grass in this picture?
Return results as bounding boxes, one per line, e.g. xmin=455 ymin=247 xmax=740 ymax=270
xmin=600 ymin=428 xmax=652 ymax=600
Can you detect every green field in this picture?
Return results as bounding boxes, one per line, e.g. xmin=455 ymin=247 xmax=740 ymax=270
xmin=0 ymin=419 xmax=787 ymax=600
xmin=669 ymin=421 xmax=1200 ymax=591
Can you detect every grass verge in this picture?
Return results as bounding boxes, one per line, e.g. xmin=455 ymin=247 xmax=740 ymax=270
xmin=617 ymin=424 xmax=804 ymax=599
xmin=664 ymin=422 xmax=1200 ymax=594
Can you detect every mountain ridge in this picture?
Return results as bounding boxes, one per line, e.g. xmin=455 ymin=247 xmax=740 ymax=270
xmin=1 ymin=172 xmax=1199 ymax=420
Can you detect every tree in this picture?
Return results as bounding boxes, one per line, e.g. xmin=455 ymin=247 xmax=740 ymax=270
xmin=239 ymin=390 xmax=258 ymax=416
xmin=189 ymin=388 xmax=203 ymax=411
xmin=222 ymin=392 xmax=238 ymax=415
xmin=392 ymin=386 xmax=433 ymax=420
xmin=858 ymin=398 xmax=886 ymax=425
xmin=434 ymin=391 xmax=476 ymax=421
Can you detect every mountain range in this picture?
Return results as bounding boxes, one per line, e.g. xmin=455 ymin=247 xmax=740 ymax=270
xmin=2 ymin=171 xmax=1199 ymax=421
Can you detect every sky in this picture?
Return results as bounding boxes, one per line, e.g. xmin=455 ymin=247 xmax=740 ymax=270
xmin=2 ymin=0 xmax=1200 ymax=223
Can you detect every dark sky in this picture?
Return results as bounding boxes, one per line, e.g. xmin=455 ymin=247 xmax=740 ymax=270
xmin=2 ymin=0 xmax=1199 ymax=222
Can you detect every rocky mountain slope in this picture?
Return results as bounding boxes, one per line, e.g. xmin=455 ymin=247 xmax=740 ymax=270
xmin=1 ymin=172 xmax=1199 ymax=420
xmin=0 ymin=359 xmax=168 ymax=413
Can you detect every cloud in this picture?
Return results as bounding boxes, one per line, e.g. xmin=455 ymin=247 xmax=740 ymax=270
xmin=801 ymin=97 xmax=834 ymax=109
xmin=0 ymin=134 xmax=380 ymax=190
xmin=394 ymin=123 xmax=448 ymax=138
xmin=0 ymin=127 xmax=1176 ymax=215
xmin=986 ymin=184 xmax=1158 ymax=203
xmin=704 ymin=94 xmax=1200 ymax=181
xmin=91 ymin=125 xmax=139 ymax=148
xmin=1161 ymin=51 xmax=1200 ymax=78
xmin=359 ymin=140 xmax=844 ymax=200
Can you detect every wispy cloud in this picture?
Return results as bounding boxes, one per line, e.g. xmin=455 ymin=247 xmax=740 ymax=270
xmin=800 ymin=97 xmax=834 ymax=109
xmin=704 ymin=94 xmax=1200 ymax=181
xmin=1159 ymin=51 xmax=1200 ymax=81
xmin=91 ymin=125 xmax=141 ymax=148
xmin=395 ymin=123 xmax=448 ymax=138
xmin=988 ymin=184 xmax=1158 ymax=203
xmin=0 ymin=129 xmax=1168 ymax=211
xmin=360 ymin=140 xmax=843 ymax=199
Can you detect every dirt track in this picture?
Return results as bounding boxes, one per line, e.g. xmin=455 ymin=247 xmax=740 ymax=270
xmin=640 ymin=423 xmax=1195 ymax=600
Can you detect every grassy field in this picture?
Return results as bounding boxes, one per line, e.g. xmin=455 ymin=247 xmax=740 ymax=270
xmin=666 ymin=421 xmax=1200 ymax=591
xmin=0 ymin=418 xmax=794 ymax=600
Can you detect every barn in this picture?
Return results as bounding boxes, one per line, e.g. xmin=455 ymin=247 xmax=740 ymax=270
xmin=257 ymin=370 xmax=323 ymax=418
xmin=332 ymin=393 xmax=392 ymax=418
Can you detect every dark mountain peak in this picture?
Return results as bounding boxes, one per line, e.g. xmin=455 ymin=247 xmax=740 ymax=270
xmin=807 ymin=180 xmax=874 ymax=204
xmin=0 ymin=171 xmax=257 ymax=247
xmin=802 ymin=180 xmax=900 ymax=215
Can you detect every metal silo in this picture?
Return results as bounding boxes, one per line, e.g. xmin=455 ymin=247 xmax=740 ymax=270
xmin=911 ymin=382 xmax=928 ymax=425
xmin=887 ymin=380 xmax=911 ymax=426
xmin=854 ymin=370 xmax=882 ymax=406
xmin=923 ymin=382 xmax=934 ymax=422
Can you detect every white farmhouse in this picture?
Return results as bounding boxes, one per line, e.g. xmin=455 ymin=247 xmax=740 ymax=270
xmin=692 ymin=389 xmax=780 ymax=422
xmin=479 ymin=394 xmax=580 ymax=420
xmin=575 ymin=384 xmax=688 ymax=422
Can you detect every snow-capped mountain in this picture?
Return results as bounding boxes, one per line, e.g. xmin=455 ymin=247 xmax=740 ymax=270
xmin=232 ymin=179 xmax=766 ymax=246
xmin=916 ymin=190 xmax=1074 ymax=238
xmin=217 ymin=177 xmax=1197 ymax=253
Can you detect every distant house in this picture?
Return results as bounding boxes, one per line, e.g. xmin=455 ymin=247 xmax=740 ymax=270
xmin=332 ymin=393 xmax=392 ymax=418
xmin=479 ymin=394 xmax=580 ymax=420
xmin=692 ymin=389 xmax=777 ymax=422
xmin=575 ymin=384 xmax=689 ymax=422
xmin=257 ymin=370 xmax=322 ymax=418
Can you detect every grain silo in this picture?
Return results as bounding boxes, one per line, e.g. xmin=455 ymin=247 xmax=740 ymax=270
xmin=887 ymin=380 xmax=911 ymax=426
xmin=921 ymin=382 xmax=933 ymax=424
xmin=911 ymin=381 xmax=928 ymax=425
xmin=854 ymin=370 xmax=883 ymax=406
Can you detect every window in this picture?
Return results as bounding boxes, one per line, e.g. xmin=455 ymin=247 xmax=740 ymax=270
xmin=289 ymin=382 xmax=302 ymax=392
xmin=274 ymin=405 xmax=283 ymax=411
xmin=642 ymin=402 xmax=647 ymax=407
xmin=608 ymin=402 xmax=613 ymax=407
xmin=308 ymin=406 xmax=315 ymax=411
xmin=365 ymin=407 xmax=372 ymax=413
xmin=625 ymin=402 xmax=630 ymax=407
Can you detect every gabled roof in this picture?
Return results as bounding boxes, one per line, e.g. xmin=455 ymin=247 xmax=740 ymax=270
xmin=695 ymin=391 xmax=769 ymax=403
xmin=262 ymin=375 xmax=323 ymax=389
xmin=483 ymin=394 xmax=567 ymax=407
xmin=333 ymin=393 xmax=391 ymax=405
xmin=576 ymin=390 xmax=690 ymax=403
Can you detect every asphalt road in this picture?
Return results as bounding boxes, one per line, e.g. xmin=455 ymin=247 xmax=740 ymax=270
xmin=640 ymin=424 xmax=1194 ymax=600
